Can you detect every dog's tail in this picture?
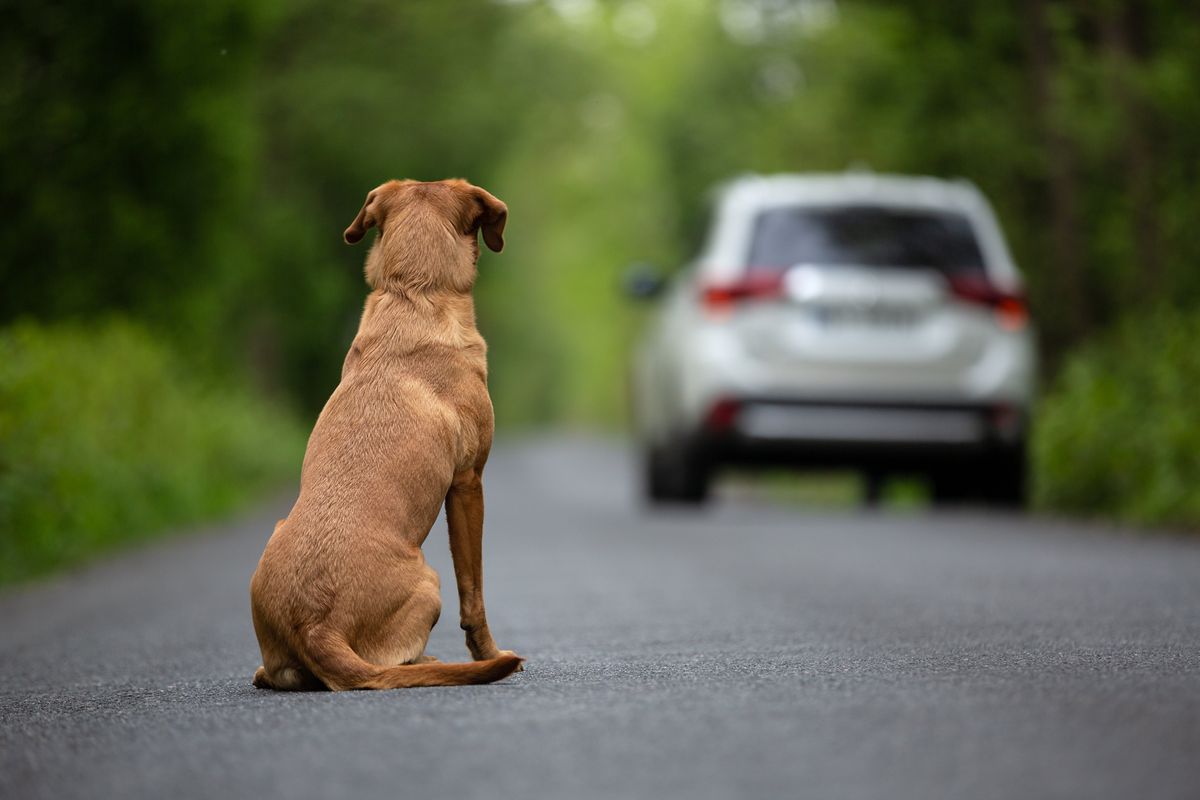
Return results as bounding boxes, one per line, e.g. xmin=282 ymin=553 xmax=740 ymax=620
xmin=302 ymin=627 xmax=521 ymax=691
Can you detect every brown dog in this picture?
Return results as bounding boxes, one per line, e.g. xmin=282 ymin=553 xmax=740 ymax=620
xmin=249 ymin=179 xmax=522 ymax=690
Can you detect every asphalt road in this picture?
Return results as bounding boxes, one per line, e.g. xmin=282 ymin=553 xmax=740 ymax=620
xmin=2 ymin=436 xmax=1199 ymax=800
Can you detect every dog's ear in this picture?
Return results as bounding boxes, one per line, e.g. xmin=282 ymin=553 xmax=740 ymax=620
xmin=468 ymin=186 xmax=507 ymax=253
xmin=344 ymin=189 xmax=380 ymax=245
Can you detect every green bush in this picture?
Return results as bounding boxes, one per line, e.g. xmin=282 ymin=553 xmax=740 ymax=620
xmin=1033 ymin=308 xmax=1200 ymax=528
xmin=0 ymin=320 xmax=305 ymax=584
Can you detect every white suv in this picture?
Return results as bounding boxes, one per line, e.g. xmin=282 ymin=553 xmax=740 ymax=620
xmin=628 ymin=173 xmax=1036 ymax=506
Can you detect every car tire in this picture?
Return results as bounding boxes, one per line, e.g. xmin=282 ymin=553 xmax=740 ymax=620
xmin=644 ymin=438 xmax=711 ymax=505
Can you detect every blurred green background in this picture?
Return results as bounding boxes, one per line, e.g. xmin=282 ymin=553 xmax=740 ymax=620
xmin=3 ymin=0 xmax=1199 ymax=581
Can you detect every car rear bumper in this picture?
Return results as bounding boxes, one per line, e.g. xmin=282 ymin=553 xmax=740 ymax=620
xmin=696 ymin=398 xmax=1025 ymax=470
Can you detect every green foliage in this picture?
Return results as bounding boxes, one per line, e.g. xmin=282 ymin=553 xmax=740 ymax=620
xmin=0 ymin=321 xmax=305 ymax=584
xmin=0 ymin=0 xmax=274 ymax=354
xmin=1033 ymin=308 xmax=1200 ymax=528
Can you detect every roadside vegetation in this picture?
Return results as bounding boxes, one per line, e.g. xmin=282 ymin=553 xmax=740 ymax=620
xmin=1 ymin=0 xmax=1197 ymax=582
xmin=1034 ymin=308 xmax=1200 ymax=528
xmin=0 ymin=322 xmax=304 ymax=584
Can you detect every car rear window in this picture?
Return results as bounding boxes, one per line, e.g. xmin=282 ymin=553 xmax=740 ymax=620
xmin=747 ymin=205 xmax=987 ymax=274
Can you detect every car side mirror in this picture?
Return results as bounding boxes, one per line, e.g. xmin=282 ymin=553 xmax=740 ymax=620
xmin=622 ymin=263 xmax=666 ymax=300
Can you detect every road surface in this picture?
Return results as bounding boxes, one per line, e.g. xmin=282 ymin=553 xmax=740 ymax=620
xmin=2 ymin=436 xmax=1199 ymax=799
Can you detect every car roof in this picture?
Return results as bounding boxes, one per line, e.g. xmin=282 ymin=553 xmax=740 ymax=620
xmin=715 ymin=172 xmax=988 ymax=212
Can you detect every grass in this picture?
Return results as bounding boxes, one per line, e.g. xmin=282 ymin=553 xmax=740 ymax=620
xmin=727 ymin=469 xmax=930 ymax=510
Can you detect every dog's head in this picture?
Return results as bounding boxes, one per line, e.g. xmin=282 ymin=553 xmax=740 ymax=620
xmin=344 ymin=179 xmax=506 ymax=292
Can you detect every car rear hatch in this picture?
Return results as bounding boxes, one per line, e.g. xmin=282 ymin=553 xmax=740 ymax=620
xmin=702 ymin=204 xmax=1022 ymax=398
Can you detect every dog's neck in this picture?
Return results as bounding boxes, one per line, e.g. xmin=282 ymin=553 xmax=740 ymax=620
xmin=356 ymin=287 xmax=484 ymax=358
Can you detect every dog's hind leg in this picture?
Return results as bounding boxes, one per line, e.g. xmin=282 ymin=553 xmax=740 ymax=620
xmin=253 ymin=665 xmax=271 ymax=688
xmin=356 ymin=565 xmax=443 ymax=668
xmin=253 ymin=662 xmax=324 ymax=691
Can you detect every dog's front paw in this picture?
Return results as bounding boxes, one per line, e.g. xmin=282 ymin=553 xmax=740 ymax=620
xmin=496 ymin=649 xmax=524 ymax=672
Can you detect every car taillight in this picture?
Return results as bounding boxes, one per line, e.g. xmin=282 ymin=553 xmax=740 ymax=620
xmin=947 ymin=275 xmax=1029 ymax=331
xmin=989 ymin=403 xmax=1024 ymax=442
xmin=700 ymin=270 xmax=784 ymax=316
xmin=704 ymin=397 xmax=742 ymax=432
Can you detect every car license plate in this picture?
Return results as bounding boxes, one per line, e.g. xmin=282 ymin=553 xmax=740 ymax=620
xmin=811 ymin=304 xmax=919 ymax=328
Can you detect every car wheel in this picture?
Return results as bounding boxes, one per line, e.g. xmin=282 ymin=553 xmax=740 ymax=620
xmin=643 ymin=439 xmax=711 ymax=505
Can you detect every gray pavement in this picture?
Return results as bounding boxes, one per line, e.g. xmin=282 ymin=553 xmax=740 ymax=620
xmin=2 ymin=436 xmax=1199 ymax=800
